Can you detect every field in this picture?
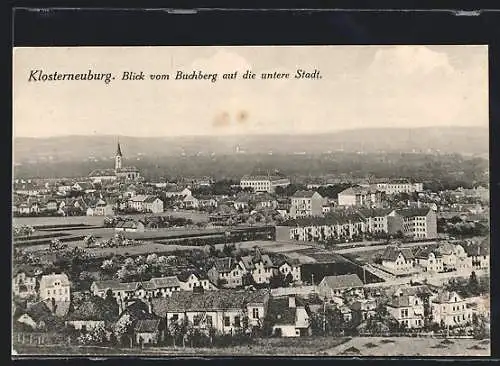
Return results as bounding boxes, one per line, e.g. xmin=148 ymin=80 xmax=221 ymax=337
xmin=13 ymin=337 xmax=350 ymax=356
xmin=12 ymin=209 xmax=209 ymax=228
xmin=325 ymin=336 xmax=490 ymax=356
xmin=12 ymin=337 xmax=490 ymax=356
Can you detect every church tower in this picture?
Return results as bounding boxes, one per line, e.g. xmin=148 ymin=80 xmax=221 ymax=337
xmin=115 ymin=139 xmax=123 ymax=171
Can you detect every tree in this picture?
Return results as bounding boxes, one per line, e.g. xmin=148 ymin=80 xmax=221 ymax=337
xmin=114 ymin=313 xmax=133 ymax=346
xmin=467 ymin=271 xmax=481 ymax=296
xmin=146 ymin=254 xmax=158 ymax=265
xmin=83 ymin=235 xmax=97 ymax=248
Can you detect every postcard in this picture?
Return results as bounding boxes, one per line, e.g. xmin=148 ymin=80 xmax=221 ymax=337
xmin=12 ymin=45 xmax=490 ymax=357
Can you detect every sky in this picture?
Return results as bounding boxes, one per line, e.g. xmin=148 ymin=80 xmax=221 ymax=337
xmin=13 ymin=45 xmax=488 ymax=138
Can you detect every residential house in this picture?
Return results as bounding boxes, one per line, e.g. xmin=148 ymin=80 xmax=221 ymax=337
xmin=208 ymin=258 xmax=245 ymax=288
xmin=39 ymin=273 xmax=71 ymax=302
xmin=414 ymin=248 xmax=444 ymax=273
xmin=151 ymin=289 xmax=270 ymax=334
xmin=276 ymin=258 xmax=302 ymax=283
xmin=182 ymin=195 xmax=199 ymax=209
xmin=380 ymin=246 xmax=415 ymax=273
xmin=253 ymin=193 xmax=278 ymax=210
xmin=66 ymin=295 xmax=118 ymax=331
xmin=134 ymin=318 xmax=165 ymax=345
xmin=269 ymin=296 xmax=311 ymax=337
xmin=286 ymin=212 xmax=366 ymax=243
xmin=376 ymin=180 xmax=423 ymax=195
xmin=16 ymin=301 xmax=56 ymax=331
xmin=358 ymin=208 xmax=395 ymax=235
xmin=234 ymin=194 xmax=251 ymax=211
xmin=197 ymin=196 xmax=218 ymax=209
xmin=240 ymin=175 xmax=290 ymax=193
xmin=239 ymin=249 xmax=277 ymax=285
xmin=46 ymin=199 xmax=58 ymax=212
xmin=87 ymin=199 xmax=114 ymax=216
xmin=431 ymin=291 xmax=473 ymax=327
xmin=115 ymin=220 xmax=146 ymax=233
xmin=466 ymin=237 xmax=490 ymax=270
xmin=12 ymin=272 xmax=37 ymax=299
xmin=395 ymin=207 xmax=438 ymax=239
xmin=88 ymin=169 xmax=118 ymax=183
xmin=386 ymin=293 xmax=425 ymax=329
xmin=178 ymin=272 xmax=217 ymax=292
xmin=127 ymin=195 xmax=164 ymax=213
xmin=72 ymin=182 xmax=95 ymax=193
xmin=317 ymin=274 xmax=364 ymax=300
xmin=165 ymin=187 xmax=192 ymax=199
xmin=338 ymin=186 xmax=383 ymax=207
xmin=290 ymin=191 xmax=325 ymax=218
xmin=350 ymin=298 xmax=377 ymax=323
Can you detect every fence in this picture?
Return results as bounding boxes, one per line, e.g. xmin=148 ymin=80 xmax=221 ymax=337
xmin=12 ymin=332 xmax=70 ymax=346
xmin=271 ymin=285 xmax=318 ymax=297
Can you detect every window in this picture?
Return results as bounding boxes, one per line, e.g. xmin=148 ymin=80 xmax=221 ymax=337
xmin=252 ymin=308 xmax=260 ymax=319
xmin=193 ymin=315 xmax=201 ymax=326
xmin=171 ymin=314 xmax=179 ymax=321
xmin=206 ymin=315 xmax=213 ymax=327
xmin=234 ymin=316 xmax=241 ymax=327
xmin=47 ymin=290 xmax=51 ymax=295
xmin=224 ymin=316 xmax=230 ymax=327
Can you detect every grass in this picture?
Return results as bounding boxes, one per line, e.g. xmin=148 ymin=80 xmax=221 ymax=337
xmin=380 ymin=339 xmax=396 ymax=344
xmin=363 ymin=342 xmax=378 ymax=349
xmin=13 ymin=337 xmax=351 ymax=356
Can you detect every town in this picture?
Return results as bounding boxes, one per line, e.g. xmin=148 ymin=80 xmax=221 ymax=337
xmin=12 ymin=140 xmax=490 ymax=356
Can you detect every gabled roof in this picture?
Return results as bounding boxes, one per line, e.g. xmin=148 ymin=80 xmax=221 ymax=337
xmin=433 ymin=291 xmax=463 ymax=304
xmin=357 ymin=208 xmax=394 ymax=218
xmin=381 ymin=246 xmax=415 ymax=261
xmin=68 ymin=295 xmax=118 ymax=321
xmin=292 ymin=190 xmax=319 ymax=198
xmin=134 ymin=319 xmax=162 ymax=333
xmin=397 ymin=207 xmax=432 ymax=218
xmin=240 ymin=249 xmax=275 ymax=270
xmin=40 ymin=273 xmax=70 ymax=289
xmin=151 ymin=289 xmax=269 ymax=314
xmin=148 ymin=276 xmax=181 ymax=289
xmin=213 ymin=258 xmax=239 ymax=273
xmin=92 ymin=280 xmax=140 ymax=292
xmin=386 ymin=295 xmax=412 ymax=308
xmin=268 ymin=296 xmax=307 ymax=326
xmin=320 ymin=274 xmax=363 ymax=290
xmin=465 ymin=237 xmax=490 ymax=256
xmin=89 ymin=169 xmax=116 ymax=177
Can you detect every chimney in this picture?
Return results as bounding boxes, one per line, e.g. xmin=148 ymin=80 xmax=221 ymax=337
xmin=289 ymin=295 xmax=296 ymax=308
xmin=148 ymin=297 xmax=153 ymax=314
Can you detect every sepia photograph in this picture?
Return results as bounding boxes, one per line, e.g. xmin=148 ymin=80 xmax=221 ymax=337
xmin=12 ymin=45 xmax=490 ymax=357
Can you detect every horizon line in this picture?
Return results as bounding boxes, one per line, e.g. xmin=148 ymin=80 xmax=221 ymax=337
xmin=14 ymin=124 xmax=488 ymax=139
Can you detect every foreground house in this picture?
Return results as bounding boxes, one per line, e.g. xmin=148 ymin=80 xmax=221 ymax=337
xmin=12 ymin=272 xmax=37 ymax=299
xmin=269 ymin=296 xmax=311 ymax=337
xmin=39 ymin=273 xmax=71 ymax=303
xmin=151 ymin=289 xmax=270 ymax=334
xmin=386 ymin=293 xmax=425 ymax=329
xmin=134 ymin=318 xmax=165 ymax=345
xmin=431 ymin=291 xmax=472 ymax=327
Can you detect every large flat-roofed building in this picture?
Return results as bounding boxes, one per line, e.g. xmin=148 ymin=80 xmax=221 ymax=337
xmin=376 ymin=180 xmax=423 ymax=195
xmin=240 ymin=175 xmax=290 ymax=193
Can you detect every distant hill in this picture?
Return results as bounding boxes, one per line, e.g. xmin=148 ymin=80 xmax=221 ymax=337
xmin=13 ymin=126 xmax=488 ymax=163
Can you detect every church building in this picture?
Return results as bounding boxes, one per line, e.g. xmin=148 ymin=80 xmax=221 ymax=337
xmin=89 ymin=140 xmax=141 ymax=182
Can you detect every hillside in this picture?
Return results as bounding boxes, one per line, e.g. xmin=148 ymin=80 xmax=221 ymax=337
xmin=13 ymin=126 xmax=488 ymax=164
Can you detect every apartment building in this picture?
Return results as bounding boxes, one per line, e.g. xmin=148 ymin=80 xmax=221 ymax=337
xmin=289 ymin=190 xmax=325 ymax=218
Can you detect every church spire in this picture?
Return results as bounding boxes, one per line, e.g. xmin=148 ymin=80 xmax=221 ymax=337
xmin=116 ymin=138 xmax=123 ymax=157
